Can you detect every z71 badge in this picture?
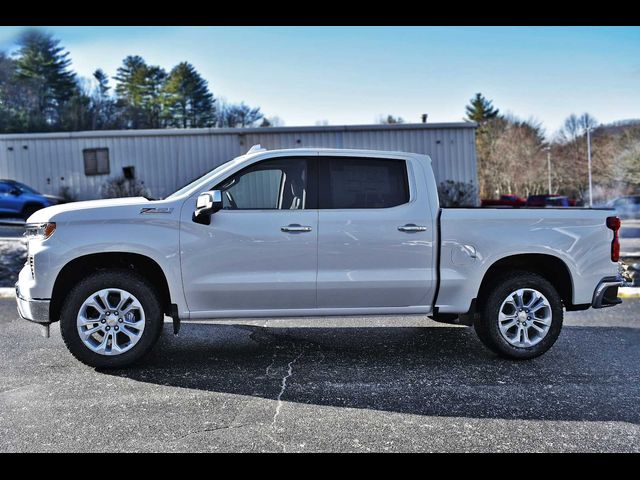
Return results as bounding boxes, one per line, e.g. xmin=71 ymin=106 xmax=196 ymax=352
xmin=140 ymin=207 xmax=174 ymax=214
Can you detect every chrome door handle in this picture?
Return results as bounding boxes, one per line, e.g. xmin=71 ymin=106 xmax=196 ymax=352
xmin=398 ymin=224 xmax=427 ymax=232
xmin=281 ymin=224 xmax=313 ymax=233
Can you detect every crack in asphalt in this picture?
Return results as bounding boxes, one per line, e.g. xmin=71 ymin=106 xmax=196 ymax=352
xmin=173 ymin=423 xmax=249 ymax=442
xmin=0 ymin=384 xmax=32 ymax=395
xmin=265 ymin=347 xmax=305 ymax=452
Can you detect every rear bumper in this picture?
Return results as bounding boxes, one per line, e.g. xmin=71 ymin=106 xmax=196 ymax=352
xmin=591 ymin=276 xmax=624 ymax=309
xmin=15 ymin=283 xmax=50 ymax=324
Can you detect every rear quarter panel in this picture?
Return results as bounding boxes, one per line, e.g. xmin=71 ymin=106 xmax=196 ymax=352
xmin=438 ymin=208 xmax=618 ymax=313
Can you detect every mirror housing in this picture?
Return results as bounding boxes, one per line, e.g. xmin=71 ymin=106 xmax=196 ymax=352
xmin=193 ymin=190 xmax=222 ymax=225
xmin=9 ymin=188 xmax=21 ymax=196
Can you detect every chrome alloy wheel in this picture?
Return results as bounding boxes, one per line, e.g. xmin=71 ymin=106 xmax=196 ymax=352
xmin=76 ymin=288 xmax=146 ymax=355
xmin=497 ymin=288 xmax=552 ymax=348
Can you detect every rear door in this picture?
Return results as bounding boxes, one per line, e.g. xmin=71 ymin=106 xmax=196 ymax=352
xmin=316 ymin=155 xmax=436 ymax=309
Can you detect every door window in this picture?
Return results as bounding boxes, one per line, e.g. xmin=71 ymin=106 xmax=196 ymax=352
xmin=216 ymin=158 xmax=311 ymax=210
xmin=319 ymin=157 xmax=409 ymax=209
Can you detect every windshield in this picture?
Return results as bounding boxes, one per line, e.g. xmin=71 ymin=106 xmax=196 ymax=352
xmin=165 ymin=154 xmax=249 ymax=200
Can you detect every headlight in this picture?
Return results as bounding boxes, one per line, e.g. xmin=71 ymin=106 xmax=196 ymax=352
xmin=24 ymin=222 xmax=56 ymax=240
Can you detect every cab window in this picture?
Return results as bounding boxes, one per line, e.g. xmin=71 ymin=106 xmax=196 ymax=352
xmin=216 ymin=158 xmax=312 ymax=210
xmin=318 ymin=157 xmax=410 ymax=209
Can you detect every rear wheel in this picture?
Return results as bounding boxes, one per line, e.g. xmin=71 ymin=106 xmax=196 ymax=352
xmin=474 ymin=271 xmax=563 ymax=359
xmin=60 ymin=270 xmax=164 ymax=368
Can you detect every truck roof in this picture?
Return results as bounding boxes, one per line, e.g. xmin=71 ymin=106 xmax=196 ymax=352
xmin=245 ymin=146 xmax=432 ymax=162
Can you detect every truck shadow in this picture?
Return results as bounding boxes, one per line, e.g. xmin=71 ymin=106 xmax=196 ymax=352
xmin=105 ymin=323 xmax=640 ymax=424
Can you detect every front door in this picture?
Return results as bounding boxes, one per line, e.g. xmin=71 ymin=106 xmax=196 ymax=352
xmin=180 ymin=157 xmax=318 ymax=315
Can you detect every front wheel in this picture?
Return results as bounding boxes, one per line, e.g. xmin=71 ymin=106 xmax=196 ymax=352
xmin=60 ymin=270 xmax=164 ymax=368
xmin=474 ymin=271 xmax=563 ymax=360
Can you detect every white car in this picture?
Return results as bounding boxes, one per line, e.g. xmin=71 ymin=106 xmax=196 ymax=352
xmin=16 ymin=147 xmax=624 ymax=367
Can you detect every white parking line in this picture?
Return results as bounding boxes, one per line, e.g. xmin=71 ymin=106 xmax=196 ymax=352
xmin=619 ymin=287 xmax=640 ymax=298
xmin=0 ymin=288 xmax=16 ymax=298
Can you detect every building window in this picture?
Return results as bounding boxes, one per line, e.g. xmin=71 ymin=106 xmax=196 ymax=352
xmin=83 ymin=148 xmax=110 ymax=176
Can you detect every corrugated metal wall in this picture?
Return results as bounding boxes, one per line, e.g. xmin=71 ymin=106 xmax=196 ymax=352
xmin=0 ymin=123 xmax=477 ymax=200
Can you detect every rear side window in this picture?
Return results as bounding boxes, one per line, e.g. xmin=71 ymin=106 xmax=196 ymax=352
xmin=319 ymin=157 xmax=409 ymax=209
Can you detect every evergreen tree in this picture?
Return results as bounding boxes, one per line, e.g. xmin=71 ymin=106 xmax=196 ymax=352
xmin=378 ymin=114 xmax=404 ymax=124
xmin=144 ymin=65 xmax=166 ymax=128
xmin=91 ymin=68 xmax=116 ymax=129
xmin=13 ymin=29 xmax=77 ymax=130
xmin=0 ymin=52 xmax=21 ymax=132
xmin=114 ymin=56 xmax=166 ymax=129
xmin=465 ymin=93 xmax=500 ymax=124
xmin=162 ymin=62 xmax=215 ymax=128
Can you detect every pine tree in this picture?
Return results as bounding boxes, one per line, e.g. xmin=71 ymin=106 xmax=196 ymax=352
xmin=91 ymin=69 xmax=116 ymax=129
xmin=465 ymin=93 xmax=501 ymax=198
xmin=13 ymin=29 xmax=78 ymax=130
xmin=162 ymin=62 xmax=215 ymax=128
xmin=465 ymin=93 xmax=500 ymax=124
xmin=114 ymin=56 xmax=166 ymax=129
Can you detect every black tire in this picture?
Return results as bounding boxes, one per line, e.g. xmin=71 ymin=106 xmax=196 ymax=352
xmin=474 ymin=270 xmax=563 ymax=360
xmin=60 ymin=269 xmax=164 ymax=368
xmin=21 ymin=204 xmax=42 ymax=220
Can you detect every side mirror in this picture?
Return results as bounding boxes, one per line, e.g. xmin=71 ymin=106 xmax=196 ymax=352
xmin=9 ymin=188 xmax=21 ymax=196
xmin=193 ymin=190 xmax=222 ymax=225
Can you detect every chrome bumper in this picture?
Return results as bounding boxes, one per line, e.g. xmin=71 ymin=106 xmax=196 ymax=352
xmin=591 ymin=276 xmax=624 ymax=309
xmin=15 ymin=283 xmax=50 ymax=324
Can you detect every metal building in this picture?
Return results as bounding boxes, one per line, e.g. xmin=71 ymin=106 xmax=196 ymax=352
xmin=0 ymin=122 xmax=477 ymax=201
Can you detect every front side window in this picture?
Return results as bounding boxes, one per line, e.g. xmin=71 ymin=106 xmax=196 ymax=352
xmin=216 ymin=158 xmax=310 ymax=210
xmin=319 ymin=157 xmax=409 ymax=209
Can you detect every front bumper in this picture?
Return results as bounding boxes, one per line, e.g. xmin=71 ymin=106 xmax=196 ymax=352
xmin=15 ymin=283 xmax=50 ymax=324
xmin=591 ymin=276 xmax=624 ymax=308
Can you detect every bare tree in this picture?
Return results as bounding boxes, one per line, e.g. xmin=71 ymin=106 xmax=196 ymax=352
xmin=377 ymin=114 xmax=404 ymax=124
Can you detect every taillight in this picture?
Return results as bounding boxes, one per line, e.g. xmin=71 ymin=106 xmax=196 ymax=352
xmin=606 ymin=216 xmax=621 ymax=262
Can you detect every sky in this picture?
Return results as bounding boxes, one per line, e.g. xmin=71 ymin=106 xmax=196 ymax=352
xmin=1 ymin=26 xmax=639 ymax=136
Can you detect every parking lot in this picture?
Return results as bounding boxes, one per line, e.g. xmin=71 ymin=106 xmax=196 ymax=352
xmin=1 ymin=298 xmax=639 ymax=452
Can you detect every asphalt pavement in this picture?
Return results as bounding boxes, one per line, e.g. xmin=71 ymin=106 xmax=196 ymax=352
xmin=0 ymin=298 xmax=639 ymax=452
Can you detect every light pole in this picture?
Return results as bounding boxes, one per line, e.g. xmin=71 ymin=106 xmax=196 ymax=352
xmin=587 ymin=126 xmax=593 ymax=207
xmin=546 ymin=146 xmax=552 ymax=194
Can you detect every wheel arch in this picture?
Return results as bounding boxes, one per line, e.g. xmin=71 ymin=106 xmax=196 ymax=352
xmin=475 ymin=253 xmax=579 ymax=311
xmin=49 ymin=252 xmax=172 ymax=323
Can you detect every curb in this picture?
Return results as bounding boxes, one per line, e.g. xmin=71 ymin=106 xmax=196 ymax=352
xmin=619 ymin=287 xmax=640 ymax=299
xmin=0 ymin=288 xmax=16 ymax=299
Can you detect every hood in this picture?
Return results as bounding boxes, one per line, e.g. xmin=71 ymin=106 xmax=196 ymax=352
xmin=27 ymin=197 xmax=152 ymax=223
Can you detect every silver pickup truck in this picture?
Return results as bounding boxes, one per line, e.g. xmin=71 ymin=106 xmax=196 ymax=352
xmin=16 ymin=147 xmax=624 ymax=367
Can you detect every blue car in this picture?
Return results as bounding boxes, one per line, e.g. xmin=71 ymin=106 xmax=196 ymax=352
xmin=0 ymin=180 xmax=55 ymax=220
